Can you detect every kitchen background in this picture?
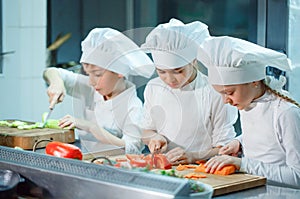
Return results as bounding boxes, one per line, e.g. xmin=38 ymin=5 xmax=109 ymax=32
xmin=0 ymin=0 xmax=299 ymax=125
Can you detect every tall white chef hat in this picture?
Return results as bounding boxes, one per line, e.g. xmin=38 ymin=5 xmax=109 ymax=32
xmin=80 ymin=28 xmax=154 ymax=78
xmin=197 ymin=36 xmax=291 ymax=85
xmin=141 ymin=18 xmax=210 ymax=69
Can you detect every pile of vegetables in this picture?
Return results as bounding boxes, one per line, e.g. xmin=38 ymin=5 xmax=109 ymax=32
xmin=0 ymin=112 xmax=62 ymax=130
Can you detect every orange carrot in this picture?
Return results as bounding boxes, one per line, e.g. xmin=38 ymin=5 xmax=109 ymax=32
xmin=184 ymin=173 xmax=207 ymax=179
xmin=194 ymin=163 xmax=206 ymax=173
xmin=184 ymin=164 xmax=198 ymax=169
xmin=176 ymin=164 xmax=187 ymax=171
xmin=195 ymin=163 xmax=236 ymax=175
xmin=214 ymin=165 xmax=236 ymax=175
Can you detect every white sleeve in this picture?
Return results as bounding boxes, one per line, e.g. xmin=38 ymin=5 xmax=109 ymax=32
xmin=57 ymin=68 xmax=92 ymax=99
xmin=140 ymin=83 xmax=156 ymax=130
xmin=209 ymin=88 xmax=238 ymax=146
xmin=240 ymin=106 xmax=300 ymax=188
xmin=121 ymin=96 xmax=145 ymax=154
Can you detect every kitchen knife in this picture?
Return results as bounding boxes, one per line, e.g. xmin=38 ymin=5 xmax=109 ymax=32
xmin=42 ymin=108 xmax=53 ymax=128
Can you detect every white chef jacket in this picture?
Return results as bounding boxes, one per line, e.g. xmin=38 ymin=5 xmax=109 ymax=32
xmin=142 ymin=71 xmax=237 ymax=152
xmin=239 ymin=91 xmax=300 ymax=188
xmin=58 ymin=68 xmax=145 ymax=154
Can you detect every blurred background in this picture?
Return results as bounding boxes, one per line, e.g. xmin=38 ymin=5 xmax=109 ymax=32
xmin=0 ymin=0 xmax=299 ymax=122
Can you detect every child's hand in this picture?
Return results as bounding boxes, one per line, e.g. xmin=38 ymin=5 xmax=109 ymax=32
xmin=204 ymin=155 xmax=241 ymax=173
xmin=47 ymin=82 xmax=66 ymax=109
xmin=58 ymin=115 xmax=76 ymax=129
xmin=148 ymin=134 xmax=168 ymax=153
xmin=165 ymin=147 xmax=193 ymax=165
xmin=219 ymin=139 xmax=241 ymax=156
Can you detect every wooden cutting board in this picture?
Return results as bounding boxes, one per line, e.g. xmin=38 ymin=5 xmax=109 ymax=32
xmin=174 ymin=168 xmax=266 ymax=196
xmin=0 ymin=125 xmax=75 ymax=150
xmin=90 ymin=154 xmax=266 ymax=196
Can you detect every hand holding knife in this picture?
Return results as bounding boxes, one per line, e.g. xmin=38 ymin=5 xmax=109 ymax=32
xmin=42 ymin=93 xmax=62 ymax=128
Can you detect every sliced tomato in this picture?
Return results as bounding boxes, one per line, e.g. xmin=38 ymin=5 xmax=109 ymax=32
xmin=130 ymin=159 xmax=148 ymax=168
xmin=142 ymin=154 xmax=154 ymax=169
xmin=114 ymin=162 xmax=122 ymax=168
xmin=154 ymin=154 xmax=172 ymax=170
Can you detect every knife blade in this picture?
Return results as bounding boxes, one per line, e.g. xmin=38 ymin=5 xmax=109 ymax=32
xmin=42 ymin=108 xmax=53 ymax=128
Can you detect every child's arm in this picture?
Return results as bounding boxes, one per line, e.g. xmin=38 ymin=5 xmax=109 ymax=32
xmin=59 ymin=115 xmax=125 ymax=147
xmin=165 ymin=147 xmax=220 ymax=165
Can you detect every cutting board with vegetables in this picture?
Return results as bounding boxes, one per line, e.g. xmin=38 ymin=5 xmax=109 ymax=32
xmin=90 ymin=154 xmax=266 ymax=196
xmin=0 ymin=120 xmax=75 ymax=150
xmin=174 ymin=167 xmax=266 ymax=196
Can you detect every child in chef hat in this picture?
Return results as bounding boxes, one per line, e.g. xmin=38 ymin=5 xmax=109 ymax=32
xmin=140 ymin=18 xmax=238 ymax=165
xmin=43 ymin=28 xmax=155 ymax=154
xmin=199 ymin=36 xmax=300 ymax=188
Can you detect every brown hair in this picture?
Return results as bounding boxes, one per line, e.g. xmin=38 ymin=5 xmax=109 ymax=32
xmin=263 ymin=82 xmax=300 ymax=108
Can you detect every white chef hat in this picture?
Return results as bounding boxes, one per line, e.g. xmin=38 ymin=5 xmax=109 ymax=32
xmin=141 ymin=18 xmax=210 ymax=69
xmin=80 ymin=28 xmax=154 ymax=78
xmin=197 ymin=36 xmax=291 ymax=85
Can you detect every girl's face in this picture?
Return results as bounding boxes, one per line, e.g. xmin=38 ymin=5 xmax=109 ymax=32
xmin=82 ymin=63 xmax=123 ymax=98
xmin=156 ymin=62 xmax=196 ymax=89
xmin=213 ymin=82 xmax=262 ymax=110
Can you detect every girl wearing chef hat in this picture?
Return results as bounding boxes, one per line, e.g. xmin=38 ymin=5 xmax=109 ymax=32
xmin=199 ymin=36 xmax=300 ymax=188
xmin=140 ymin=18 xmax=238 ymax=164
xmin=43 ymin=28 xmax=154 ymax=154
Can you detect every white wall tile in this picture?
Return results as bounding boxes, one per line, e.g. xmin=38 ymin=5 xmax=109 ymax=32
xmin=19 ymin=0 xmax=47 ymax=27
xmin=2 ymin=0 xmax=20 ymax=27
xmin=19 ymin=27 xmax=47 ymax=78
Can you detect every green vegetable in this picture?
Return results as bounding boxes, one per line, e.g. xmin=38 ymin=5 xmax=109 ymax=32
xmin=45 ymin=119 xmax=61 ymax=129
xmin=189 ymin=181 xmax=205 ymax=193
xmin=160 ymin=169 xmax=176 ymax=177
xmin=0 ymin=120 xmax=10 ymax=126
xmin=10 ymin=121 xmax=28 ymax=127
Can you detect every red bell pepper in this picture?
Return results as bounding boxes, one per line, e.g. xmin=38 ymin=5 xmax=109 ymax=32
xmin=45 ymin=141 xmax=83 ymax=160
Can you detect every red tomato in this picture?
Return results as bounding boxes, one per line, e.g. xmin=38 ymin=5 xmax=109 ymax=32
xmin=130 ymin=159 xmax=148 ymax=168
xmin=154 ymin=154 xmax=172 ymax=169
xmin=114 ymin=162 xmax=122 ymax=168
xmin=143 ymin=154 xmax=154 ymax=169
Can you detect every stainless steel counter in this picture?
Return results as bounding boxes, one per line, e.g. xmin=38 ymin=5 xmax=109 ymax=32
xmin=214 ymin=184 xmax=300 ymax=198
xmin=3 ymin=140 xmax=300 ymax=199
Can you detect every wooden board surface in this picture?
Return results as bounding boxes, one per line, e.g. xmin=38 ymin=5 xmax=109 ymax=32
xmin=173 ymin=168 xmax=266 ymax=196
xmin=0 ymin=126 xmax=75 ymax=150
xmin=87 ymin=154 xmax=266 ymax=196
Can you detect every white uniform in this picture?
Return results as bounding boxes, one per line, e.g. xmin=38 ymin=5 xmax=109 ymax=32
xmin=58 ymin=68 xmax=145 ymax=154
xmin=239 ymin=91 xmax=300 ymax=188
xmin=142 ymin=71 xmax=237 ymax=152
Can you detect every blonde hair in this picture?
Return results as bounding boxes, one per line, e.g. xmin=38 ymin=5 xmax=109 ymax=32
xmin=263 ymin=82 xmax=300 ymax=108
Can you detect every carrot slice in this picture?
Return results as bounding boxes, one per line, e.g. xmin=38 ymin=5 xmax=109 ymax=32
xmin=184 ymin=164 xmax=198 ymax=169
xmin=176 ymin=164 xmax=187 ymax=171
xmin=184 ymin=173 xmax=207 ymax=179
xmin=195 ymin=163 xmax=206 ymax=173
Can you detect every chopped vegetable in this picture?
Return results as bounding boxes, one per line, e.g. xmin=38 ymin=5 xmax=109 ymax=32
xmin=125 ymin=153 xmax=171 ymax=170
xmin=175 ymin=164 xmax=198 ymax=171
xmin=160 ymin=169 xmax=176 ymax=176
xmin=184 ymin=173 xmax=207 ymax=180
xmin=10 ymin=121 xmax=27 ymax=127
xmin=176 ymin=164 xmax=187 ymax=171
xmin=44 ymin=119 xmax=61 ymax=129
xmin=0 ymin=120 xmax=10 ymax=126
xmin=45 ymin=141 xmax=83 ymax=160
xmin=195 ymin=163 xmax=236 ymax=175
xmin=189 ymin=181 xmax=205 ymax=193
